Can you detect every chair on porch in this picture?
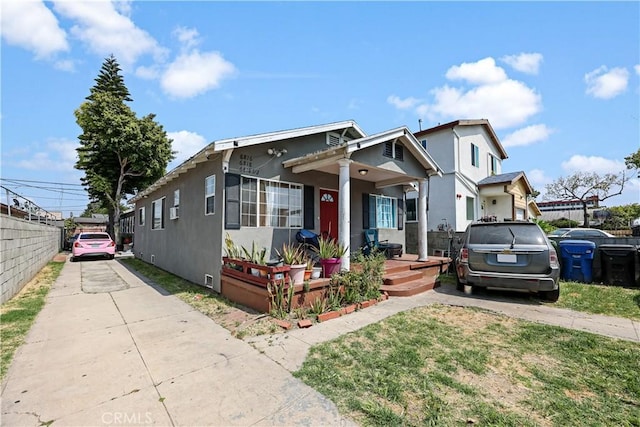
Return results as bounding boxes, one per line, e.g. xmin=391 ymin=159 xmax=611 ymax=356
xmin=363 ymin=229 xmax=403 ymax=258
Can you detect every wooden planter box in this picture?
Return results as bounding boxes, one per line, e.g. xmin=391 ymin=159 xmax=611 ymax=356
xmin=221 ymin=257 xmax=291 ymax=287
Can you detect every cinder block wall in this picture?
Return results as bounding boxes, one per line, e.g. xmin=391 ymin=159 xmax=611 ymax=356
xmin=1 ymin=215 xmax=62 ymax=303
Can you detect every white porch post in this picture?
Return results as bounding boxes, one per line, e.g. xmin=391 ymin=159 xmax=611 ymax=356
xmin=417 ymin=178 xmax=429 ymax=261
xmin=337 ymin=158 xmax=352 ymax=271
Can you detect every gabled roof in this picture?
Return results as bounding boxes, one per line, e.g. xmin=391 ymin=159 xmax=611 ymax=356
xmin=414 ymin=119 xmax=508 ymax=160
xmin=213 ymin=120 xmax=365 ymax=151
xmin=346 ymin=127 xmax=443 ymax=176
xmin=130 ymin=121 xmax=366 ymax=202
xmin=283 ymin=126 xmax=443 ymax=178
xmin=478 ymin=171 xmax=533 ymax=194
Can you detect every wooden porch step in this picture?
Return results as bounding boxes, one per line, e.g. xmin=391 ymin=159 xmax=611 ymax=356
xmin=381 ymin=277 xmax=440 ymax=297
xmin=383 ymin=270 xmax=424 ymax=286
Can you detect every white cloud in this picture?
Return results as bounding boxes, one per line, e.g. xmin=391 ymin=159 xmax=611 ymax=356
xmin=161 ymin=51 xmax=236 ymax=99
xmin=423 ymin=79 xmax=542 ymax=129
xmin=635 ymin=65 xmax=640 ymax=76
xmin=0 ymin=0 xmax=69 ymax=59
xmin=393 ymin=57 xmax=543 ymax=130
xmin=53 ymin=0 xmax=167 ymax=67
xmin=167 ymin=130 xmax=208 ymax=168
xmin=502 ymin=124 xmax=553 ymax=147
xmin=528 ymin=168 xmax=552 ymax=187
xmin=584 ymin=66 xmax=629 ymax=99
xmin=173 ymin=27 xmax=201 ymax=51
xmin=561 ymin=155 xmax=626 ymax=175
xmin=445 ymin=57 xmax=507 ymax=85
xmin=387 ymin=95 xmax=420 ymax=110
xmin=501 ymin=53 xmax=543 ymax=75
xmin=17 ymin=138 xmax=78 ymax=171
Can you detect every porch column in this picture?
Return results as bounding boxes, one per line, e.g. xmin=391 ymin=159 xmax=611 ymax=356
xmin=417 ymin=178 xmax=429 ymax=261
xmin=337 ymin=158 xmax=352 ymax=271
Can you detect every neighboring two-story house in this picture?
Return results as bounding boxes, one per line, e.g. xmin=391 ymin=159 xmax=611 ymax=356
xmin=130 ymin=120 xmax=442 ymax=291
xmin=407 ymin=119 xmax=538 ymax=233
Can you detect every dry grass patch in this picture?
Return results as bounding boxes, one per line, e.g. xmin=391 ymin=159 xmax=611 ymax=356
xmin=295 ymin=304 xmax=640 ymax=427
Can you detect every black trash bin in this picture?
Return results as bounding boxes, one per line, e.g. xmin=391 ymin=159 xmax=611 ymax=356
xmin=599 ymin=244 xmax=637 ymax=286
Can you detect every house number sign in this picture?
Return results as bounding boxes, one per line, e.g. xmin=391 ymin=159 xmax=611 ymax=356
xmin=239 ymin=153 xmax=259 ymax=175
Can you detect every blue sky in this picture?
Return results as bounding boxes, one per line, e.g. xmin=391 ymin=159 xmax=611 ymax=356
xmin=2 ymin=1 xmax=639 ymax=217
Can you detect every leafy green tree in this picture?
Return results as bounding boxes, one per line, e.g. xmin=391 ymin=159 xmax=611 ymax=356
xmin=75 ymin=55 xmax=173 ymax=246
xmin=544 ymin=171 xmax=628 ymax=227
xmin=602 ymin=203 xmax=640 ymax=230
xmin=625 ymin=148 xmax=640 ymax=174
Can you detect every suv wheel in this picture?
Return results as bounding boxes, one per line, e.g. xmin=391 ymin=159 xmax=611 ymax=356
xmin=541 ymin=287 xmax=560 ymax=302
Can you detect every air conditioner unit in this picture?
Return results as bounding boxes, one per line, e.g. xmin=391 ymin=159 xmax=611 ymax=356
xmin=169 ymin=206 xmax=179 ymax=220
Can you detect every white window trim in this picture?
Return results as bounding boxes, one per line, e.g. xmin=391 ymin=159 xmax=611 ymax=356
xmin=151 ymin=197 xmax=165 ymax=230
xmin=373 ymin=194 xmax=397 ymax=229
xmin=173 ymin=189 xmax=180 ymax=207
xmin=240 ymin=175 xmax=303 ymax=229
xmin=205 ymin=175 xmax=215 ymax=216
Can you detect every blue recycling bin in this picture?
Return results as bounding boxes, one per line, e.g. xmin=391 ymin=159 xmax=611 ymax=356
xmin=559 ymin=240 xmax=596 ymax=283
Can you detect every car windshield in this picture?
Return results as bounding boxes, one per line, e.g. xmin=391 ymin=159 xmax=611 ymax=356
xmin=469 ymin=224 xmax=545 ymax=245
xmin=80 ymin=233 xmax=110 ymax=240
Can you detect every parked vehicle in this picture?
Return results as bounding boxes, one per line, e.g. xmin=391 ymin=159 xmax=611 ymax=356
xmin=455 ymin=221 xmax=561 ymax=301
xmin=71 ymin=232 xmax=116 ymax=262
xmin=63 ymin=234 xmax=79 ymax=251
xmin=548 ymin=228 xmax=614 ymax=238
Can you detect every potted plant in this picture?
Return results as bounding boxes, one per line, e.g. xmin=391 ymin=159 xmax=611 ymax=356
xmin=313 ymin=236 xmax=348 ymax=278
xmin=242 ymin=241 xmax=268 ymax=277
xmin=304 ymin=257 xmax=314 ymax=281
xmin=276 ymin=243 xmax=306 ymax=285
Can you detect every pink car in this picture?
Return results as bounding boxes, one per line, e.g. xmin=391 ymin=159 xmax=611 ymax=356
xmin=71 ymin=232 xmax=116 ymax=261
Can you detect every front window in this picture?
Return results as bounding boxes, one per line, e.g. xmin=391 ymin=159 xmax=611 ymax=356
xmin=240 ymin=176 xmax=302 ymax=228
xmin=373 ymin=195 xmax=397 ymax=229
xmin=205 ymin=175 xmax=215 ymax=215
xmin=152 ymin=197 xmax=165 ymax=230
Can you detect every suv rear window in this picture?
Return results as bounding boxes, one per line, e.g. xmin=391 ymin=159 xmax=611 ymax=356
xmin=79 ymin=233 xmax=110 ymax=240
xmin=468 ymin=224 xmax=545 ymax=245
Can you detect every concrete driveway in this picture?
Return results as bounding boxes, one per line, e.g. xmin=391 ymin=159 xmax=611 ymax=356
xmin=1 ymin=257 xmax=352 ymax=426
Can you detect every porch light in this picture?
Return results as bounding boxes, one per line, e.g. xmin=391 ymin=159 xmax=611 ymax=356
xmin=358 ymin=169 xmax=368 ymax=176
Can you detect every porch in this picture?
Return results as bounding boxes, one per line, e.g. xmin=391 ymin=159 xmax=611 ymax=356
xmin=219 ymin=254 xmax=451 ymax=313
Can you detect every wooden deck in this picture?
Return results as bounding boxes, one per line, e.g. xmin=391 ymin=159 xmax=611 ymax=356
xmin=380 ymin=254 xmax=451 ymax=297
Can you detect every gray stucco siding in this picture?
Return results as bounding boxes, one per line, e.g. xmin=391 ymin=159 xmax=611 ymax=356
xmin=134 ymin=157 xmax=225 ymax=289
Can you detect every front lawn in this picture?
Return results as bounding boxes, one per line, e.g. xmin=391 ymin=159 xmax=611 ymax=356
xmin=294 ymin=304 xmax=640 ymax=426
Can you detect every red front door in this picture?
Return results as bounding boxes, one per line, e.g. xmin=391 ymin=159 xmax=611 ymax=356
xmin=319 ymin=189 xmax=338 ymax=240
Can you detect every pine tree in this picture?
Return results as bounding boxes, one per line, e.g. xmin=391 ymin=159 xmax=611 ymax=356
xmin=75 ymin=56 xmax=173 ymax=247
xmin=87 ymin=54 xmax=132 ymax=102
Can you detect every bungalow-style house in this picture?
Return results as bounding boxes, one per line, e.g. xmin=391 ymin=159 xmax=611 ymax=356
xmin=130 ymin=120 xmax=443 ymax=291
xmin=408 ymin=119 xmax=539 ymax=232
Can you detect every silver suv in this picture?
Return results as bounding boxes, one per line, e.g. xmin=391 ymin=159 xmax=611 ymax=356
xmin=454 ymin=221 xmax=561 ymax=301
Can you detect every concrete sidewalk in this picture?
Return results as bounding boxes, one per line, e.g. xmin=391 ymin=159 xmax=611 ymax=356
xmin=3 ymin=257 xmax=639 ymax=426
xmin=248 ymin=284 xmax=640 ymax=372
xmin=1 ymin=258 xmax=353 ymax=426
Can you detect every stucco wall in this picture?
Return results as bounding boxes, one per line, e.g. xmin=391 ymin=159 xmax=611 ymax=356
xmin=1 ymin=214 xmax=62 ymax=303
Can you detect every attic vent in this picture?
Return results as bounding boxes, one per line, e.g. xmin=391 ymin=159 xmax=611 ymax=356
xmin=383 ymin=141 xmax=393 ymax=157
xmin=327 ymin=133 xmax=341 ymax=146
xmin=383 ymin=140 xmax=404 ymax=161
